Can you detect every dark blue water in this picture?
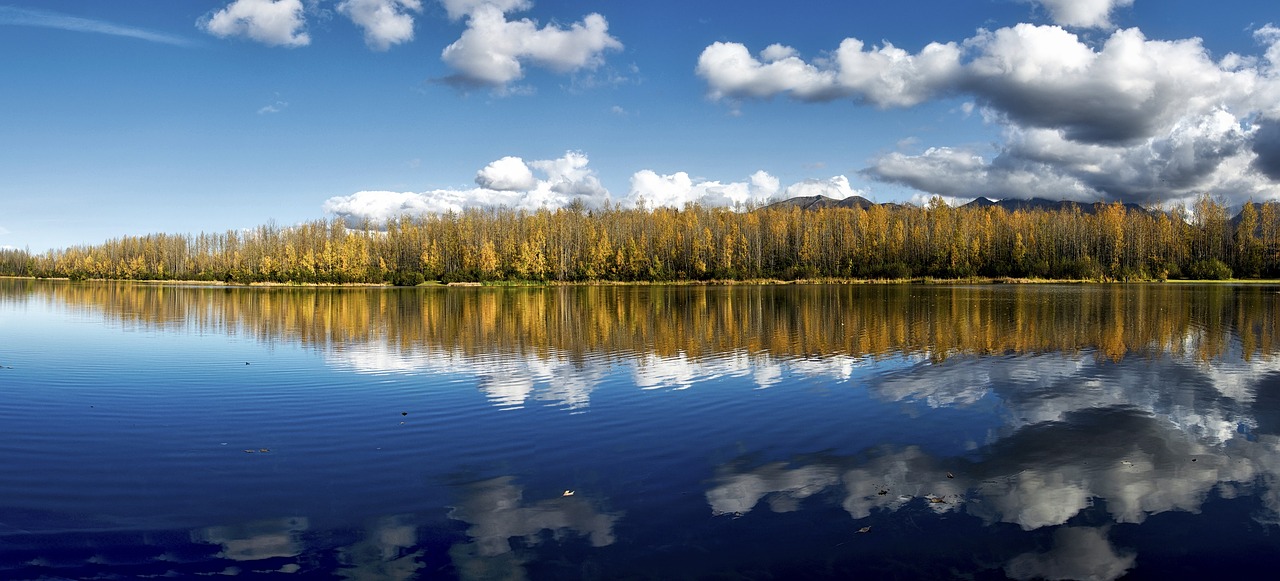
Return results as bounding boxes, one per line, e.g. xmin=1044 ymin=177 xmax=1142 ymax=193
xmin=2 ymin=280 xmax=1280 ymax=579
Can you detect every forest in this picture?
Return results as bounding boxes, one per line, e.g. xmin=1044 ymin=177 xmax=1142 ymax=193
xmin=1 ymin=194 xmax=1277 ymax=284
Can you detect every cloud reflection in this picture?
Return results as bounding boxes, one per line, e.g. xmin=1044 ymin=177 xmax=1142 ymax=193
xmin=706 ymin=348 xmax=1280 ymax=579
xmin=327 ymin=342 xmax=604 ymax=410
xmin=336 ymin=515 xmax=424 ymax=581
xmin=447 ymin=476 xmax=621 ymax=579
xmin=192 ymin=516 xmax=309 ymax=561
xmin=1005 ymin=526 xmax=1136 ymax=581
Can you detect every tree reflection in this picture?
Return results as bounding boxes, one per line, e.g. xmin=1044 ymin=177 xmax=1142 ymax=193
xmin=10 ymin=282 xmax=1280 ymax=363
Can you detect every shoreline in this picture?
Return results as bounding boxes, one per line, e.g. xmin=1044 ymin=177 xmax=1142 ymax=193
xmin=6 ymin=274 xmax=1280 ymax=287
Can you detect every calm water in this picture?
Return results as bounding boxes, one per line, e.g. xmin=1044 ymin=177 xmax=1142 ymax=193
xmin=3 ymin=280 xmax=1280 ymax=579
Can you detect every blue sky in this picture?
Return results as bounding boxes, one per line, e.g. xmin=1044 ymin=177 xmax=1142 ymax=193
xmin=2 ymin=0 xmax=1278 ymax=252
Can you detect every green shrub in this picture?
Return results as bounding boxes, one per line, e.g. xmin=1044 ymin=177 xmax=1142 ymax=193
xmin=1188 ymin=259 xmax=1232 ymax=280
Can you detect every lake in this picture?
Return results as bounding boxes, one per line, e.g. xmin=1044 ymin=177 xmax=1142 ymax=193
xmin=3 ymin=279 xmax=1280 ymax=579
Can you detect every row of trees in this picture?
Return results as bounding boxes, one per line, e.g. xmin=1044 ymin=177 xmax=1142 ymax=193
xmin=2 ymin=195 xmax=1278 ymax=284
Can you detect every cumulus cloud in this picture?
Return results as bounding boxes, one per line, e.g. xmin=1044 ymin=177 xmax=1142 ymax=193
xmin=704 ymin=24 xmax=1264 ymax=144
xmin=627 ymin=169 xmax=781 ymax=209
xmin=440 ymin=1 xmax=622 ymax=88
xmin=623 ymin=168 xmax=871 ymax=210
xmin=697 ymin=39 xmax=963 ymax=107
xmin=1253 ymin=119 xmax=1280 ymax=181
xmin=782 ymin=175 xmax=868 ymax=200
xmin=323 ymin=151 xmax=611 ymax=224
xmin=867 ymin=145 xmax=1103 ymax=202
xmin=530 ymin=151 xmax=609 ymax=199
xmin=475 ymin=156 xmax=537 ymax=191
xmin=964 ymin=25 xmax=1258 ymax=144
xmin=704 ymin=22 xmax=1280 ymax=206
xmin=867 ymin=109 xmax=1271 ymax=205
xmin=337 ymin=0 xmax=421 ymax=50
xmin=327 ymin=149 xmax=880 ymax=222
xmin=439 ymin=0 xmax=531 ymax=22
xmin=200 ymin=0 xmax=310 ymax=47
xmin=1028 ymin=0 xmax=1133 ymax=29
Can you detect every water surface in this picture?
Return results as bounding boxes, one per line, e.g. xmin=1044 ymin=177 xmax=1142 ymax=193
xmin=3 ymin=280 xmax=1280 ymax=579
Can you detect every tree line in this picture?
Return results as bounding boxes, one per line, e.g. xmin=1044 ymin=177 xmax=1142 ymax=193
xmin=2 ymin=194 xmax=1278 ymax=284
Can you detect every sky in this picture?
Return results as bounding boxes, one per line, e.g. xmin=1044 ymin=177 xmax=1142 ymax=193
xmin=2 ymin=0 xmax=1279 ymax=252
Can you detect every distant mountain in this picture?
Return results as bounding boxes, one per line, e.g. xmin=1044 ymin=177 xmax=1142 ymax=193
xmin=1227 ymin=201 xmax=1280 ymax=231
xmin=959 ymin=197 xmax=1157 ymax=216
xmin=765 ymin=195 xmax=874 ymax=211
xmin=765 ymin=195 xmax=1156 ymax=216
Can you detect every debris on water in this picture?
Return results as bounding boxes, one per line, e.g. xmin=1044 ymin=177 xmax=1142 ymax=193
xmin=562 ymin=490 xmax=575 ymax=497
xmin=927 ymin=496 xmax=948 ymax=504
xmin=857 ymin=526 xmax=871 ymax=533
xmin=259 ymin=448 xmax=270 ymax=453
xmin=243 ymin=450 xmax=255 ymax=453
xmin=877 ymin=489 xmax=889 ymax=496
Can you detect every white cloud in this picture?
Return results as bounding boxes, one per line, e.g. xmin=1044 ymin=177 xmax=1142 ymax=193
xmin=440 ymin=2 xmax=622 ymax=88
xmin=704 ymin=22 xmax=1280 ymax=206
xmin=867 ymin=145 xmax=1102 ymax=201
xmin=703 ymin=24 xmax=1265 ymax=144
xmin=329 ymin=152 xmax=883 ymax=221
xmin=1029 ymin=0 xmax=1133 ymax=29
xmin=697 ymin=38 xmax=963 ymax=107
xmin=439 ymin=0 xmax=531 ymax=22
xmin=337 ymin=0 xmax=421 ymax=51
xmin=867 ymin=109 xmax=1274 ymax=206
xmin=323 ymin=151 xmax=611 ymax=224
xmin=475 ymin=156 xmax=537 ymax=191
xmin=200 ymin=0 xmax=310 ymax=47
xmin=257 ymin=100 xmax=288 ymax=114
xmin=782 ymin=175 xmax=867 ymax=200
xmin=529 ymin=151 xmax=608 ymax=200
xmin=626 ymin=169 xmax=780 ymax=209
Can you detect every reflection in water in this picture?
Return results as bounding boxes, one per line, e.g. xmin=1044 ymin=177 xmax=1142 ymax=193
xmin=193 ymin=516 xmax=308 ymax=563
xmin=336 ymin=515 xmax=424 ymax=581
xmin=8 ymin=279 xmax=1280 ymax=577
xmin=447 ymin=476 xmax=621 ymax=580
xmin=1005 ymin=527 xmax=1135 ymax=581
xmin=10 ymin=281 xmax=1280 ymax=410
xmin=706 ymin=347 xmax=1280 ymax=579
